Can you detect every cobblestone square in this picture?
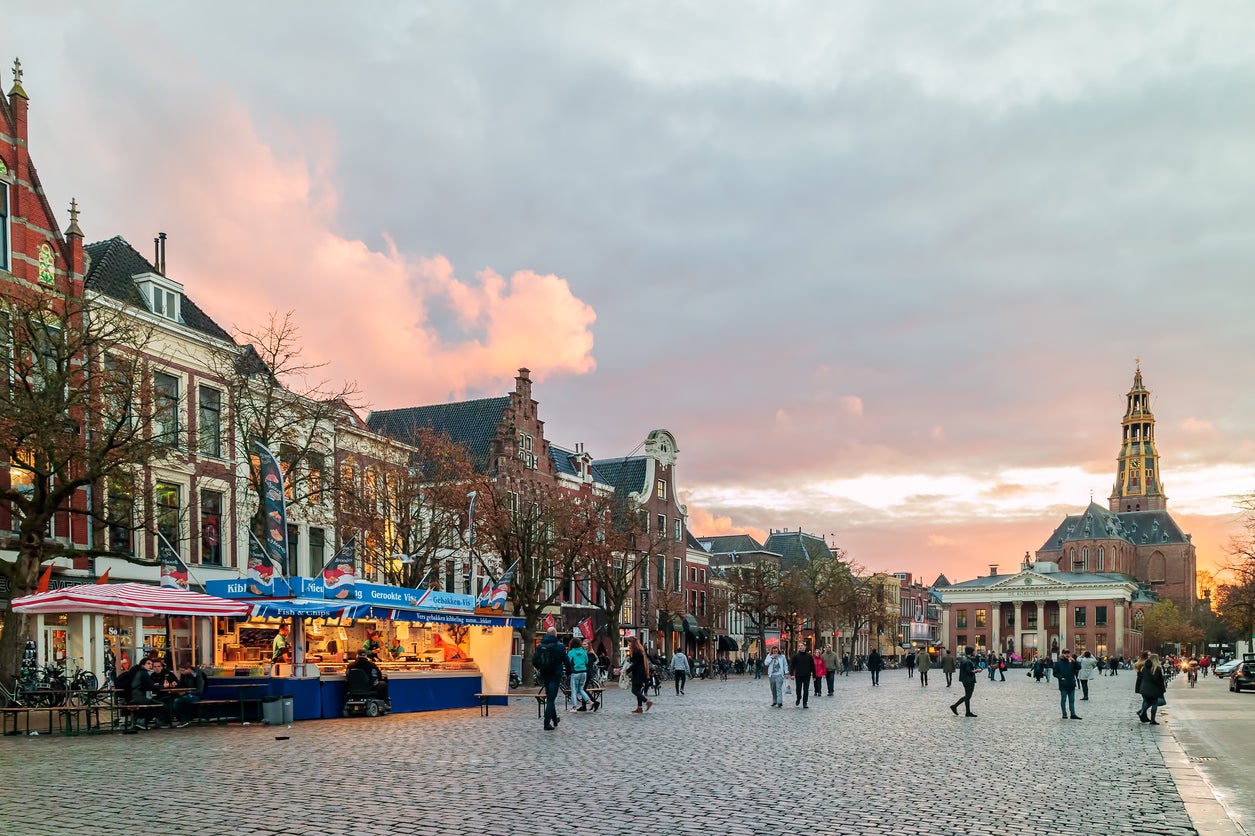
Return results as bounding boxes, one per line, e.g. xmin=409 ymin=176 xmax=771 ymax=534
xmin=0 ymin=670 xmax=1207 ymax=835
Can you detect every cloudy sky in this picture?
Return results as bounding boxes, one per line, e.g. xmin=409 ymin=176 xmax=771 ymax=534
xmin=8 ymin=3 xmax=1255 ymax=584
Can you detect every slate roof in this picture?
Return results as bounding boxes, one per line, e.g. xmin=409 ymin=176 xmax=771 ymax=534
xmin=696 ymin=534 xmax=764 ymax=554
xmin=762 ymin=530 xmax=834 ymax=568
xmin=83 ymin=237 xmax=232 ymax=342
xmin=549 ymin=444 xmax=613 ymax=488
xmin=945 ymin=570 xmax=1134 ymax=590
xmin=1038 ymin=502 xmax=1192 ymax=552
xmin=590 ymin=456 xmax=648 ymax=498
xmin=367 ymin=396 xmax=509 ymax=472
xmin=684 ymin=529 xmax=706 ymax=551
xmin=931 ymin=573 xmax=952 ymax=589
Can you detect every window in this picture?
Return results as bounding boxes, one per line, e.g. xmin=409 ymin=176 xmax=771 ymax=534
xmin=1005 ymin=609 xmax=1015 ymax=627
xmin=1097 ymin=546 xmax=1105 ymax=572
xmin=0 ymin=310 xmax=10 ymax=397
xmin=199 ymin=490 xmax=222 ymax=565
xmin=1047 ymin=609 xmax=1059 ymax=628
xmin=1026 ymin=609 xmax=1038 ymax=629
xmin=656 ymin=556 xmax=665 ymax=589
xmin=957 ymin=635 xmax=967 ymax=647
xmin=1095 ymin=606 xmax=1108 ymax=627
xmin=656 ymin=479 xmax=666 ymax=500
xmin=674 ymin=519 xmax=682 ymax=540
xmin=1074 ymin=634 xmax=1087 ymax=651
xmin=309 ymin=527 xmax=325 ymax=574
xmin=658 ymin=514 xmax=666 ymax=538
xmin=153 ymin=372 xmax=180 ymax=447
xmin=287 ymin=524 xmax=300 ymax=575
xmin=150 ymin=285 xmax=181 ymax=321
xmin=106 ymin=474 xmax=134 ymax=553
xmin=444 ymin=560 xmax=455 ymax=592
xmin=0 ymin=178 xmax=10 ymax=272
xmin=673 ymin=558 xmax=682 ymax=591
xmin=975 ymin=609 xmax=987 ymax=628
xmin=956 ymin=609 xmax=968 ymax=629
xmin=307 ymin=453 xmax=325 ymax=503
xmin=638 ymin=510 xmax=649 ymax=533
xmin=1078 ymin=547 xmax=1088 ymax=569
xmin=9 ymin=448 xmax=36 ymax=534
xmin=154 ymin=482 xmax=181 ymax=548
xmin=1074 ymin=606 xmax=1086 ymax=627
xmin=197 ymin=385 xmax=222 ymax=457
xmin=976 ymin=635 xmax=986 ymax=650
xmin=1095 ymin=634 xmax=1108 ymax=656
xmin=282 ymin=444 xmax=300 ymax=501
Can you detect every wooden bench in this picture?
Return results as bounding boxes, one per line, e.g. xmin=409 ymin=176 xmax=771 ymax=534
xmin=533 ymin=686 xmax=606 ymax=717
xmin=3 ymin=705 xmax=102 ymax=736
xmin=472 ymin=693 xmax=514 ymax=716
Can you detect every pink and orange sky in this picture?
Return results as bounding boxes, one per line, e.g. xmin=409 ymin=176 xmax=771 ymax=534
xmin=8 ymin=4 xmax=1255 ymax=585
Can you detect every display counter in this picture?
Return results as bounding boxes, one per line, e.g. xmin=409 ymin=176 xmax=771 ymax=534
xmin=207 ymin=667 xmax=484 ymax=719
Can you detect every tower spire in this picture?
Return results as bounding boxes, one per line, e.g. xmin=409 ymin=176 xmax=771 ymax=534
xmin=9 ymin=57 xmax=27 ymax=100
xmin=1108 ymin=364 xmax=1166 ymax=513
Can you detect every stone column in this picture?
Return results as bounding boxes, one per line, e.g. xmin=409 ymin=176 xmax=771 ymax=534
xmin=1115 ymin=601 xmax=1126 ymax=658
xmin=1036 ymin=600 xmax=1046 ymax=661
xmin=1058 ymin=599 xmax=1068 ymax=651
xmin=991 ymin=602 xmax=1000 ymax=654
xmin=941 ymin=607 xmax=951 ymax=651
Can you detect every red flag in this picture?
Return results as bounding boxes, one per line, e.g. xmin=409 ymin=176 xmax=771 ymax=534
xmin=541 ymin=613 xmax=556 ymax=632
xmin=96 ymin=568 xmax=110 ymax=585
xmin=576 ymin=617 xmax=594 ymax=642
xmin=35 ymin=564 xmax=52 ymax=594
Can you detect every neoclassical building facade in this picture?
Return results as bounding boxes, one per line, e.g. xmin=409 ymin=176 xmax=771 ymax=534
xmin=940 ymin=367 xmax=1196 ymax=660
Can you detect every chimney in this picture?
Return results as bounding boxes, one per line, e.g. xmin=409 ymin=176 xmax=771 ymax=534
xmin=159 ymin=232 xmax=167 ymax=274
xmin=989 ymin=565 xmax=998 ymax=577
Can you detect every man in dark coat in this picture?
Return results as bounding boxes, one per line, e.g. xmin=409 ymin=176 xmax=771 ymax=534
xmin=535 ymin=627 xmax=570 ymax=731
xmin=941 ymin=649 xmax=956 ymax=687
xmin=1053 ymin=648 xmax=1081 ymax=720
xmin=790 ymin=643 xmax=816 ymax=708
xmin=949 ymin=645 xmax=978 ymax=717
xmin=867 ymin=648 xmax=884 ymax=686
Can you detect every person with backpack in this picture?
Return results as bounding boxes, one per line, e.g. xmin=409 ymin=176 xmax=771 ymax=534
xmin=534 ymin=627 xmax=569 ymax=730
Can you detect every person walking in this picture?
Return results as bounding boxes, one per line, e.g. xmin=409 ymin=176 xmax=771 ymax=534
xmin=764 ymin=645 xmax=788 ymax=707
xmin=812 ymin=648 xmax=827 ymax=698
xmin=1136 ymin=652 xmax=1166 ymax=725
xmin=821 ymin=645 xmax=838 ymax=695
xmin=791 ymin=643 xmax=815 ymax=708
xmin=841 ymin=654 xmax=851 ymax=676
xmin=941 ymin=649 xmax=956 ymax=687
xmin=1077 ymin=650 xmax=1099 ymax=700
xmin=949 ymin=646 xmax=978 ymax=718
xmin=671 ymin=648 xmax=691 ymax=696
xmin=567 ymin=636 xmax=593 ymax=711
xmin=997 ymin=655 xmax=1007 ymax=681
xmin=987 ymin=652 xmax=997 ymax=681
xmin=867 ymin=648 xmax=884 ymax=687
xmin=917 ymin=649 xmax=931 ymax=687
xmin=904 ymin=651 xmax=916 ymax=679
xmin=1053 ymin=648 xmax=1081 ymax=719
xmin=625 ymin=635 xmax=653 ymax=714
xmin=534 ymin=627 xmax=570 ymax=731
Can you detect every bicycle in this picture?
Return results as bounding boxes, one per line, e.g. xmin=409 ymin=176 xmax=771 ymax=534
xmin=1187 ymin=667 xmax=1197 ymax=688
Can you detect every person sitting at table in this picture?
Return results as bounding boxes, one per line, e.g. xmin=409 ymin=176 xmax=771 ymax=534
xmin=151 ymin=657 xmax=179 ymax=690
xmin=172 ymin=662 xmax=207 ymax=727
xmin=348 ymin=650 xmax=389 ymax=702
xmin=129 ymin=657 xmax=167 ymax=730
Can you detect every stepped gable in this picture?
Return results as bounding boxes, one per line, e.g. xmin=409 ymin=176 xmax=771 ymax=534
xmin=83 ymin=237 xmax=231 ymax=341
xmin=367 ymin=396 xmax=510 ymax=472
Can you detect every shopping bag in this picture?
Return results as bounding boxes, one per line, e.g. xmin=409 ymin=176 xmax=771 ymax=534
xmin=785 ymin=683 xmax=793 ymax=695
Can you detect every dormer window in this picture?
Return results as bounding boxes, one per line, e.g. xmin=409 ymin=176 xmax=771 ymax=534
xmin=134 ymin=272 xmax=183 ymax=323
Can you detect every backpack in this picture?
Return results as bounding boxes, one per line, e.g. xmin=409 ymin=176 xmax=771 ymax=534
xmin=114 ymin=666 xmax=138 ymax=701
xmin=533 ymin=642 xmax=560 ymax=677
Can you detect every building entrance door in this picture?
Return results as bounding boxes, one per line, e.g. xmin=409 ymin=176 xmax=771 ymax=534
xmin=1021 ymin=633 xmax=1039 ymax=660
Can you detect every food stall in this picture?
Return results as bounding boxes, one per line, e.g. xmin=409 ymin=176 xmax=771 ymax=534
xmin=205 ymin=577 xmax=520 ymax=719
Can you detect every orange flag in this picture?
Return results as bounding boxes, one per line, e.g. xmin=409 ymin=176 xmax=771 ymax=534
xmin=96 ymin=568 xmax=110 ymax=585
xmin=35 ymin=564 xmax=53 ymax=593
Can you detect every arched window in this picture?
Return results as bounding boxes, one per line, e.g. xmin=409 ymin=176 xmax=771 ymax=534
xmin=1097 ymin=547 xmax=1105 ymax=572
xmin=1079 ymin=546 xmax=1089 ymax=570
xmin=1148 ymin=552 xmax=1166 ymax=583
xmin=1069 ymin=547 xmax=1076 ymax=566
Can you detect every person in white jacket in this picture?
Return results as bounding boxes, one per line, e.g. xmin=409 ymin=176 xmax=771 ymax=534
xmin=1077 ymin=650 xmax=1100 ymax=700
xmin=764 ymin=645 xmax=789 ymax=708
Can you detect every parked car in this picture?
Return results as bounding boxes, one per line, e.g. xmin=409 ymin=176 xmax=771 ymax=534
xmin=1229 ymin=660 xmax=1255 ymax=693
xmin=1215 ymin=659 xmax=1242 ymax=678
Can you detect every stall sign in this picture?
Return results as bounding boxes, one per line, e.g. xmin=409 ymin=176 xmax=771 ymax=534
xmin=206 ymin=577 xmax=293 ymax=599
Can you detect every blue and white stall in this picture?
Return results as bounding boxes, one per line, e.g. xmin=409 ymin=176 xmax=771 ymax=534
xmin=205 ymin=577 xmax=521 ymax=720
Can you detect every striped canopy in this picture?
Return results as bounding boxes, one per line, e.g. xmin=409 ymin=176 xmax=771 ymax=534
xmin=11 ymin=582 xmax=252 ymax=617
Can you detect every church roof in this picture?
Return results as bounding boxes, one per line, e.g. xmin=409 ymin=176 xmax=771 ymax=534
xmin=367 ymin=396 xmax=509 ymax=472
xmin=1038 ymin=502 xmax=1191 ymax=552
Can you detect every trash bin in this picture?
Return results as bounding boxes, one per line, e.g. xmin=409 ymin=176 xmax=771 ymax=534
xmin=261 ymin=695 xmax=283 ymax=726
xmin=280 ymin=695 xmax=294 ymax=725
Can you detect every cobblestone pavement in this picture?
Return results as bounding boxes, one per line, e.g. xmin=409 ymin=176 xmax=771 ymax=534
xmin=0 ymin=668 xmax=1219 ymax=835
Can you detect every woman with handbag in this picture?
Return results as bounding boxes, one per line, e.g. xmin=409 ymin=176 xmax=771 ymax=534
xmin=1136 ymin=653 xmax=1167 ymax=725
xmin=626 ymin=635 xmax=653 ymax=714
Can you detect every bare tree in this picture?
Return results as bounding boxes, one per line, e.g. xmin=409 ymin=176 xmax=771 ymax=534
xmin=0 ymin=288 xmax=168 ymax=686
xmin=218 ymin=312 xmax=359 ymax=548
xmin=726 ymin=556 xmax=781 ymax=662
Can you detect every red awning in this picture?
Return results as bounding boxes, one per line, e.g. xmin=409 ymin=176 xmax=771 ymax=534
xmin=11 ymin=582 xmax=251 ymax=617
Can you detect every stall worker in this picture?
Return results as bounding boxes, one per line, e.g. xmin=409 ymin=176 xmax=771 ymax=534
xmin=388 ymin=635 xmax=405 ymax=660
xmin=272 ymin=624 xmax=290 ymax=661
xmin=361 ymin=630 xmax=383 ymax=660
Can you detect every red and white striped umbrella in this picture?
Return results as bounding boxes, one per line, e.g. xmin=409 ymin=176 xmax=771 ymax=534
xmin=11 ymin=582 xmax=251 ymax=617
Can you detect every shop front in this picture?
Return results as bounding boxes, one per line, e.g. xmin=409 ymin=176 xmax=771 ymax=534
xmin=205 ymin=577 xmax=521 ymax=719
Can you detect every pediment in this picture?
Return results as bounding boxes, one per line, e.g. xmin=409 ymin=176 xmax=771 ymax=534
xmin=989 ymin=571 xmax=1070 ymax=589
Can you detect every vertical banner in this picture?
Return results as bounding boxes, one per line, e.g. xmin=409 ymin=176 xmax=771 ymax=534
xmin=253 ymin=440 xmax=289 ymax=577
xmin=247 ymin=530 xmax=281 ymax=596
xmin=465 ymin=490 xmax=478 ymax=547
xmin=156 ymin=531 xmax=191 ymax=589
xmin=322 ymin=536 xmax=358 ymax=600
xmin=475 ymin=561 xmax=517 ymax=615
xmin=541 ymin=612 xmax=557 ymax=632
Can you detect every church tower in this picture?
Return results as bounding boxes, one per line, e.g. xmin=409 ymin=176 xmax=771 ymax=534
xmin=1109 ymin=363 xmax=1167 ymax=512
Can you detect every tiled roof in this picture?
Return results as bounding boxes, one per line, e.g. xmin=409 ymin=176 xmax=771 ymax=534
xmin=366 ymin=397 xmax=509 ymax=472
xmin=83 ymin=237 xmax=231 ymax=341
xmin=1039 ymin=502 xmax=1192 ymax=551
xmin=696 ymin=534 xmax=764 ymax=554
xmin=549 ymin=444 xmax=612 ymax=488
xmin=931 ymin=573 xmax=952 ymax=588
xmin=684 ymin=529 xmax=705 ymax=551
xmin=762 ymin=530 xmax=833 ymax=568
xmin=590 ymin=456 xmax=648 ymax=498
